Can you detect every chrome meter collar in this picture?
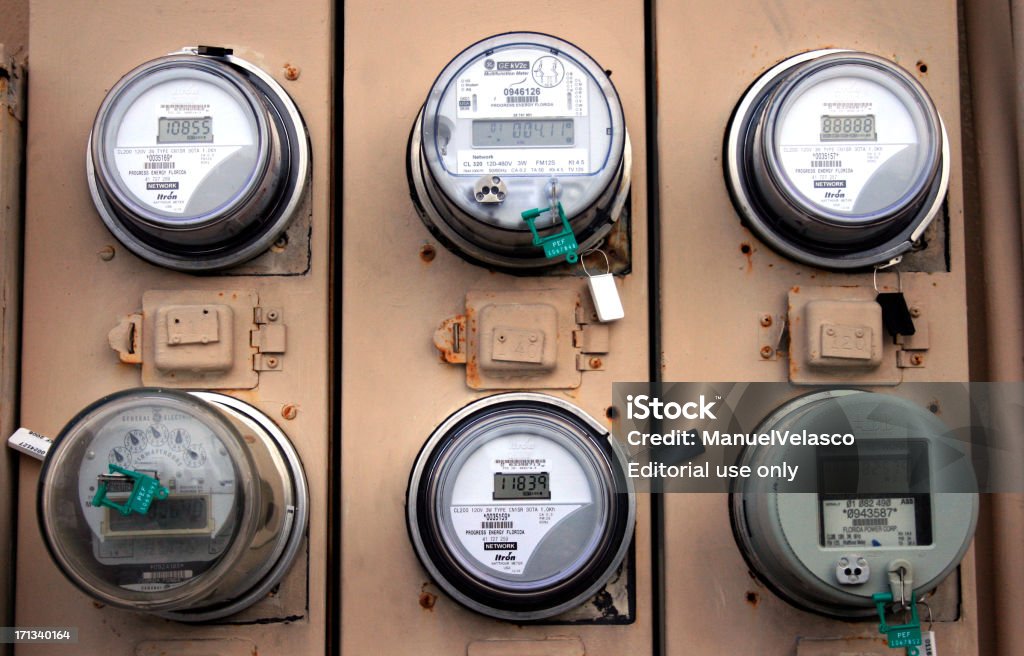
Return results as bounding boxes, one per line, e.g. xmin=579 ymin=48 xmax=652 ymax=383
xmin=407 ymin=393 xmax=635 ymax=620
xmin=730 ymin=390 xmax=977 ymax=618
xmin=409 ymin=32 xmax=630 ymax=270
xmin=726 ymin=50 xmax=948 ymax=269
xmin=38 ymin=388 xmax=308 ymax=621
xmin=87 ymin=47 xmax=310 ymax=271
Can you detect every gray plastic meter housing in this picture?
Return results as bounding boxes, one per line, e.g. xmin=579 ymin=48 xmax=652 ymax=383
xmin=730 ymin=390 xmax=977 ymax=618
xmin=38 ymin=388 xmax=308 ymax=621
xmin=87 ymin=47 xmax=310 ymax=272
xmin=407 ymin=393 xmax=635 ymax=620
xmin=408 ymin=32 xmax=630 ymax=271
xmin=726 ymin=50 xmax=948 ymax=270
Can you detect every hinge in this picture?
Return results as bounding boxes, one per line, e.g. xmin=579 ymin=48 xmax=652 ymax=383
xmin=251 ymin=307 xmax=286 ymax=371
xmin=896 ymin=306 xmax=928 ymax=369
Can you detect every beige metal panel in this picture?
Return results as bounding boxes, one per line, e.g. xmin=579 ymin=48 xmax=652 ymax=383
xmin=655 ymin=1 xmax=976 ymax=653
xmin=342 ymin=2 xmax=651 ymax=654
xmin=14 ymin=1 xmax=331 ymax=654
xmin=0 ymin=41 xmax=26 ymax=656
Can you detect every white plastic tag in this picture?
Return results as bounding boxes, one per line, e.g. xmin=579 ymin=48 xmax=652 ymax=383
xmin=921 ymin=630 xmax=937 ymax=656
xmin=6 ymin=427 xmax=53 ymax=461
xmin=588 ymin=273 xmax=624 ymax=322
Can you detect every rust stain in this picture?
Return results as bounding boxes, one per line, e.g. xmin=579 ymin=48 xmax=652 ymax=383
xmin=606 ymin=406 xmax=617 ymax=419
xmin=434 ymin=315 xmax=466 ymax=363
xmin=740 ymin=243 xmax=754 ymax=273
xmin=419 ymin=583 xmax=437 ymax=611
xmin=928 ymin=400 xmax=941 ymax=415
xmin=281 ymin=404 xmax=299 ymax=420
xmin=745 ymin=591 xmax=760 ymax=606
xmin=419 ymin=244 xmax=436 ymax=263
xmin=243 ymin=434 xmax=257 ymax=444
xmin=792 ymin=286 xmax=801 ymax=294
xmin=283 ymin=63 xmax=301 ymax=81
xmin=465 ymin=306 xmax=480 ymax=388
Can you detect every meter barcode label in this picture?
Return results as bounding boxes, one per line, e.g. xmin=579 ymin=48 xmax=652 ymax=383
xmin=142 ymin=569 xmax=192 ymax=582
xmin=853 ymin=518 xmax=890 ymax=526
xmin=506 ymin=96 xmax=539 ymax=104
xmin=481 ymin=521 xmax=513 ymax=529
xmin=144 ymin=161 xmax=176 ymax=169
xmin=811 ymin=160 xmax=842 ymax=168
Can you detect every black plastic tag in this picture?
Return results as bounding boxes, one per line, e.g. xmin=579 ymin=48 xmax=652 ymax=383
xmin=876 ymin=292 xmax=916 ymax=337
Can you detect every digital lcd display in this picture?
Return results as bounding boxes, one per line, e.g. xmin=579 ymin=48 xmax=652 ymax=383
xmin=472 ymin=119 xmax=574 ymax=148
xmin=157 ymin=116 xmax=213 ymax=144
xmin=821 ymin=496 xmax=920 ymax=547
xmin=493 ymin=472 xmax=551 ymax=500
xmin=820 ymin=114 xmax=877 ymax=142
xmin=816 ymin=440 xmax=933 ymax=546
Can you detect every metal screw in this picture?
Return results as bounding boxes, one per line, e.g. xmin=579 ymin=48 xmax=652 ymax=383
xmin=272 ymin=235 xmax=289 ymax=250
xmin=760 ymin=314 xmax=773 ymax=327
xmin=826 ymin=328 xmax=835 ymax=336
xmin=283 ymin=63 xmax=301 ymax=81
xmin=98 ymin=245 xmax=116 ymax=261
xmin=497 ymin=334 xmax=506 ymax=343
xmin=266 ymin=357 xmax=279 ymax=368
xmin=760 ymin=346 xmax=774 ymax=359
xmin=910 ymin=306 xmax=922 ymax=318
xmin=855 ymin=329 xmax=864 ymax=338
xmin=267 ymin=310 xmax=280 ymax=322
xmin=528 ymin=334 xmax=538 ymax=343
xmin=910 ymin=353 xmax=924 ymax=366
xmin=589 ymin=357 xmax=602 ymax=368
xmin=281 ymin=404 xmax=298 ymax=420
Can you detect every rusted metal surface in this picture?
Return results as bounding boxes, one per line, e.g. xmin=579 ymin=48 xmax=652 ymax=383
xmin=13 ymin=1 xmax=332 ymax=653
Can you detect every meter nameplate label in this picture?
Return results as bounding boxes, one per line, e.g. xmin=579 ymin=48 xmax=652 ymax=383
xmin=112 ymin=78 xmax=254 ymax=216
xmin=449 ymin=503 xmax=583 ymax=576
xmin=822 ymin=497 xmax=918 ymax=547
xmin=775 ymin=76 xmax=920 ymax=215
xmin=456 ymin=148 xmax=590 ymax=176
xmin=455 ymin=48 xmax=589 ymax=120
xmin=448 ymin=435 xmax=594 ymax=576
xmin=454 ymin=47 xmax=590 ymax=176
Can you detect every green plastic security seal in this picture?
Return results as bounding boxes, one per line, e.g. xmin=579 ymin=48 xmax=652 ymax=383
xmin=91 ymin=463 xmax=170 ymax=516
xmin=521 ymin=202 xmax=579 ymax=263
xmin=872 ymin=591 xmax=922 ymax=655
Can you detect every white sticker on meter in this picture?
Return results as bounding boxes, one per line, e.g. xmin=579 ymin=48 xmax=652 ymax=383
xmin=112 ymin=77 xmax=255 ymax=216
xmin=454 ymin=48 xmax=590 ymax=177
xmin=775 ymin=76 xmax=920 ymax=215
xmin=454 ymin=49 xmax=589 ymax=120
xmin=821 ymin=497 xmax=918 ymax=548
xmin=448 ymin=434 xmax=594 ymax=576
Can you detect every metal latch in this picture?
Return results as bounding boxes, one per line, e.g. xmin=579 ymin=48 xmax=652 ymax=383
xmin=434 ymin=289 xmax=612 ymax=389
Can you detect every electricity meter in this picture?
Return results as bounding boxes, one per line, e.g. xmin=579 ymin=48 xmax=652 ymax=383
xmin=408 ymin=32 xmax=630 ymax=270
xmin=407 ymin=393 xmax=634 ymax=620
xmin=730 ymin=390 xmax=977 ymax=618
xmin=88 ymin=47 xmax=310 ymax=271
xmin=726 ymin=50 xmax=948 ymax=269
xmin=38 ymin=388 xmax=308 ymax=621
